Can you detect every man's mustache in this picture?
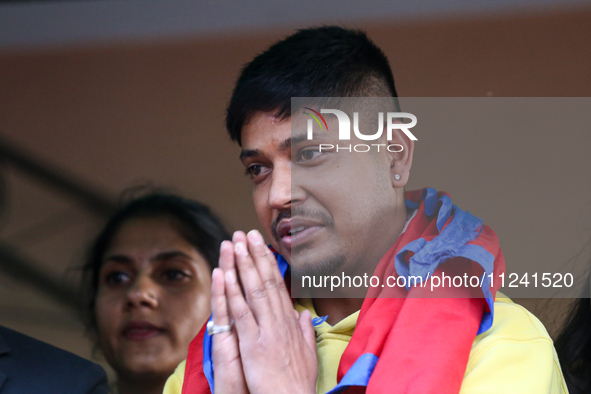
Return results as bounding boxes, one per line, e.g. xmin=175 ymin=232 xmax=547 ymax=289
xmin=270 ymin=207 xmax=335 ymax=242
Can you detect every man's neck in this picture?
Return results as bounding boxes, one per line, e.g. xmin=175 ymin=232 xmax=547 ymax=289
xmin=312 ymin=297 xmax=365 ymax=326
xmin=312 ymin=202 xmax=411 ymax=326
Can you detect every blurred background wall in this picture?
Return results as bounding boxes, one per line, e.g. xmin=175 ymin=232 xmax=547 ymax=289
xmin=0 ymin=0 xmax=590 ymax=378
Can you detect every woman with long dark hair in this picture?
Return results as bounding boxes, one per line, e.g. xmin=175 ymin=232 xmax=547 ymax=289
xmin=555 ymin=279 xmax=591 ymax=394
xmin=82 ymin=192 xmax=229 ymax=394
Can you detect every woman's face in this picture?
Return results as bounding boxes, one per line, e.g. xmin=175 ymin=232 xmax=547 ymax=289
xmin=95 ymin=216 xmax=212 ymax=380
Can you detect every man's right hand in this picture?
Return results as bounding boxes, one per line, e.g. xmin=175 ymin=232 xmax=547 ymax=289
xmin=212 ymin=237 xmax=249 ymax=394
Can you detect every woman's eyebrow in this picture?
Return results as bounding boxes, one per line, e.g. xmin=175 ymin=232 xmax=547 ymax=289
xmin=103 ymin=255 xmax=133 ymax=264
xmin=154 ymin=250 xmax=194 ymax=261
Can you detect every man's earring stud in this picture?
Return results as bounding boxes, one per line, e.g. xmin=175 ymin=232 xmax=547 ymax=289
xmin=394 ymin=174 xmax=401 ymax=181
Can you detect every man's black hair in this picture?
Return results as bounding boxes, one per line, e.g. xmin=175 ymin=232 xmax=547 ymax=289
xmin=226 ymin=26 xmax=398 ymax=145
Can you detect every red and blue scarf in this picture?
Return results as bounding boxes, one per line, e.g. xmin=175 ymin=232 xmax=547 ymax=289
xmin=182 ymin=188 xmax=504 ymax=394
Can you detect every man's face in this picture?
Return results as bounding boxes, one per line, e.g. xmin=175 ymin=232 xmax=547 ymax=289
xmin=240 ymin=111 xmax=410 ymax=279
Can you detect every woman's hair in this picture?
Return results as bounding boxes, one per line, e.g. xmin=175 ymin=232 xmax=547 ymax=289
xmin=81 ymin=192 xmax=230 ymax=335
xmin=554 ymin=280 xmax=591 ymax=394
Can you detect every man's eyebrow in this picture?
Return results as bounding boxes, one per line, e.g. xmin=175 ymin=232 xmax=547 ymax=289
xmin=278 ymin=137 xmax=292 ymax=151
xmin=290 ymin=134 xmax=312 ymax=146
xmin=239 ymin=149 xmax=261 ymax=160
xmin=280 ymin=134 xmax=323 ymax=150
xmin=239 ymin=136 xmax=298 ymax=160
xmin=239 ymin=131 xmax=323 ymax=159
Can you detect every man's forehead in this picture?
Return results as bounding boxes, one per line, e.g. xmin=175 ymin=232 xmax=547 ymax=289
xmin=240 ymin=112 xmax=292 ymax=151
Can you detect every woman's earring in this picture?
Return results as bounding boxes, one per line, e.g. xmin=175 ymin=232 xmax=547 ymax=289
xmin=394 ymin=174 xmax=401 ymax=181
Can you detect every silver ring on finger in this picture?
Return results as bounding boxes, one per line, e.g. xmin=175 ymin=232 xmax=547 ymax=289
xmin=207 ymin=320 xmax=234 ymax=335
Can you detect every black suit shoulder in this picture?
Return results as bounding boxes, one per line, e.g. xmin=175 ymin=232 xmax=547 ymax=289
xmin=0 ymin=325 xmax=108 ymax=394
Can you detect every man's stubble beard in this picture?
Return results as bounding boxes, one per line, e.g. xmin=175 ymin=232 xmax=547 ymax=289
xmin=271 ymin=206 xmax=343 ymax=279
xmin=290 ymin=252 xmax=347 ymax=282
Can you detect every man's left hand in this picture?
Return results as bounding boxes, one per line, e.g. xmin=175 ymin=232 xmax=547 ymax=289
xmin=223 ymin=230 xmax=318 ymax=394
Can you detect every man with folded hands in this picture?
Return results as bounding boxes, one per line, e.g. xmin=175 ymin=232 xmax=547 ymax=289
xmin=164 ymin=26 xmax=566 ymax=394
